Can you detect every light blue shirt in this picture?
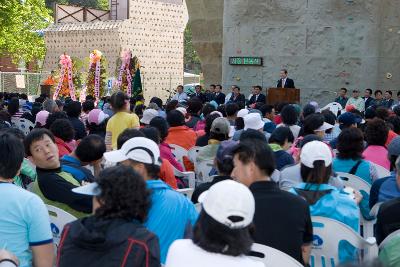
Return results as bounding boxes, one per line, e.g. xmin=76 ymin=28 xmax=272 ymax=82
xmin=144 ymin=180 xmax=198 ymax=263
xmin=172 ymin=92 xmax=188 ymax=102
xmin=290 ymin=183 xmax=359 ymax=263
xmin=0 ymin=183 xmax=53 ymax=267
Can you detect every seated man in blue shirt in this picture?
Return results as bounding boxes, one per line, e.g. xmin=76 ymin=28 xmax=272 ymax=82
xmin=104 ymin=136 xmax=198 ymax=264
xmin=61 ymin=135 xmax=106 ymax=183
xmin=370 ymin=137 xmax=400 ymax=209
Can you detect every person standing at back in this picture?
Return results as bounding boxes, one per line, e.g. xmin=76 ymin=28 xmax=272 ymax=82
xmin=277 ymin=69 xmax=295 ymax=88
xmin=213 ymin=85 xmax=226 ymax=106
xmin=105 ymin=91 xmax=139 ymax=150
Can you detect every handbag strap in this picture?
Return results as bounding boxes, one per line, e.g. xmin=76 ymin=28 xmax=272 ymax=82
xmin=349 ymin=160 xmax=362 ymax=175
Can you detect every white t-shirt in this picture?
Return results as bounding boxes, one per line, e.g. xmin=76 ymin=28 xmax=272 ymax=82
xmin=277 ymin=123 xmax=301 ymax=139
xmin=165 ymin=239 xmax=264 ymax=267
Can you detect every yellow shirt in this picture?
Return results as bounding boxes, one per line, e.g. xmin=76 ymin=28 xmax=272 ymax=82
xmin=106 ymin=112 xmax=140 ymax=149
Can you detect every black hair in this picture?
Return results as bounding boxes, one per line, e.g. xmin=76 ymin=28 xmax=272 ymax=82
xmin=204 ymin=113 xmax=221 ymax=134
xmin=299 ymin=134 xmax=323 ymax=148
xmin=150 ymin=97 xmax=163 ymax=109
xmin=20 ymin=93 xmax=28 ymax=100
xmin=301 ymin=113 xmax=325 ymax=136
xmin=281 ymin=105 xmax=298 ymax=125
xmin=233 ymin=139 xmax=275 ymax=176
xmin=0 ymin=111 xmax=11 ymax=123
xmin=341 ymin=88 xmax=347 ymax=93
xmin=216 ymin=154 xmax=234 ymax=176
xmin=0 ymin=133 xmax=24 ymax=178
xmin=117 ymin=129 xmax=145 ymax=150
xmin=302 ymin=104 xmax=316 ymax=119
xmin=259 ymin=104 xmax=274 ymax=117
xmin=393 ymin=105 xmax=400 ymax=117
xmin=337 ymin=128 xmax=364 ymax=160
xmin=139 ymin=127 xmax=160 ymax=145
xmin=225 ymin=103 xmax=239 ymax=117
xmin=45 ymin=111 xmax=68 ymax=129
xmin=217 ymin=105 xmax=227 ymax=117
xmin=235 ymin=117 xmax=245 ymax=131
xmin=134 ymin=104 xmax=145 ymax=117
xmin=375 ymin=90 xmax=383 ymax=96
xmin=7 ymin=97 xmax=19 ymax=116
xmin=365 ymin=107 xmax=377 ymax=120
xmin=239 ymin=129 xmax=267 ymax=142
xmin=202 ymin=103 xmax=216 ymax=117
xmin=75 ymin=135 xmax=106 ymax=163
xmin=65 ymin=101 xmax=82 ymax=118
xmin=209 ymin=84 xmax=216 ymax=88
xmin=301 ymin=161 xmax=332 ymax=185
xmin=269 ymin=127 xmax=294 ymax=146
xmin=82 ymin=100 xmax=95 ymax=113
xmin=365 ymin=88 xmax=373 ymax=95
xmin=94 ymin=165 xmax=149 ymax=222
xmin=254 ymin=85 xmax=262 ymax=91
xmin=187 ymin=100 xmax=203 ymax=115
xmin=1 ymin=127 xmax=25 ymax=141
xmin=86 ymin=95 xmax=95 ymax=101
xmin=49 ymin=119 xmax=75 ymax=142
xmin=193 ymin=211 xmax=254 ymax=256
xmin=215 ymin=84 xmax=222 ymax=90
xmin=87 ymin=118 xmax=108 ymax=138
xmin=281 ymin=69 xmax=288 ymax=74
xmin=24 ymin=128 xmax=55 ymax=156
xmin=322 ymin=110 xmax=336 ymax=134
xmin=364 ymin=118 xmax=389 ymax=146
xmin=375 ymin=107 xmax=389 ymax=121
xmin=387 ymin=116 xmax=400 ymax=135
xmin=386 ymin=90 xmax=393 ymax=96
xmin=35 ymin=96 xmax=45 ymax=104
xmin=209 ymin=131 xmax=229 ymax=142
xmin=165 ymin=100 xmax=179 ymax=113
xmin=149 ymin=116 xmax=169 ymax=142
xmin=167 ymin=110 xmax=185 ymax=127
xmin=110 ymin=91 xmax=129 ymax=111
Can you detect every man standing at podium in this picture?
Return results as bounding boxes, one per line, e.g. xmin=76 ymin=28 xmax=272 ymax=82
xmin=277 ymin=69 xmax=295 ymax=88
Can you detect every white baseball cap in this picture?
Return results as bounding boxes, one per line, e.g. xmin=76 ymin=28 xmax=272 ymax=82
xmin=244 ymin=113 xmax=264 ymax=130
xmin=300 ymin=141 xmax=332 ymax=168
xmin=140 ymin=109 xmax=158 ymax=125
xmin=237 ymin=109 xmax=249 ymax=118
xmin=314 ymin=122 xmax=334 ymax=132
xmin=104 ymin=137 xmax=162 ymax=166
xmin=72 ymin=182 xmax=101 ymax=196
xmin=199 ymin=180 xmax=255 ymax=229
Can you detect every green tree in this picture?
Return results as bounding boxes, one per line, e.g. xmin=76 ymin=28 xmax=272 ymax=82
xmin=46 ymin=0 xmax=108 ymax=10
xmin=184 ymin=25 xmax=201 ymax=73
xmin=0 ymin=0 xmax=51 ymax=64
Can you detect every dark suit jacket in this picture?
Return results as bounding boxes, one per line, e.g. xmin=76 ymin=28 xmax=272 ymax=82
xmin=277 ymin=78 xmax=295 ymax=88
xmin=213 ymin=92 xmax=226 ymax=105
xmin=229 ymin=93 xmax=246 ymax=108
xmin=248 ymin=94 xmax=266 ymax=105
xmin=190 ymin=92 xmax=206 ymax=103
xmin=363 ymin=97 xmax=375 ymax=109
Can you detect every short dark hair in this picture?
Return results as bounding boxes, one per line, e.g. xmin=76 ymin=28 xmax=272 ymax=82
xmin=375 ymin=90 xmax=383 ymax=96
xmin=301 ymin=113 xmax=325 ymax=136
xmin=46 ymin=111 xmax=68 ymax=129
xmin=364 ymin=118 xmax=389 ymax=146
xmin=110 ymin=91 xmax=129 ymax=111
xmin=193 ymin=211 xmax=254 ymax=257
xmin=165 ymin=100 xmax=179 ymax=113
xmin=269 ymin=127 xmax=294 ymax=146
xmin=225 ymin=103 xmax=239 ymax=117
xmin=0 ymin=133 xmax=24 ymax=178
xmin=337 ymin=128 xmax=364 ymax=160
xmin=322 ymin=110 xmax=336 ymax=134
xmin=167 ymin=110 xmax=185 ymax=127
xmin=281 ymin=69 xmax=288 ymax=74
xmin=365 ymin=107 xmax=377 ymax=120
xmin=50 ymin=119 xmax=75 ymax=142
xmin=7 ymin=97 xmax=19 ymax=116
xmin=235 ymin=117 xmax=245 ymax=131
xmin=75 ymin=135 xmax=106 ymax=163
xmin=239 ymin=129 xmax=267 ymax=142
xmin=217 ymin=105 xmax=227 ymax=117
xmin=375 ymin=107 xmax=389 ymax=121
xmin=20 ymin=93 xmax=28 ymax=100
xmin=187 ymin=100 xmax=203 ymax=115
xmin=95 ymin=165 xmax=150 ymax=222
xmin=386 ymin=90 xmax=393 ymax=96
xmin=302 ymin=104 xmax=316 ymax=119
xmin=82 ymin=100 xmax=95 ymax=113
xmin=394 ymin=106 xmax=400 ymax=117
xmin=259 ymin=104 xmax=274 ymax=117
xmin=254 ymin=85 xmax=262 ymax=91
xmin=387 ymin=116 xmax=400 ymax=135
xmin=117 ymin=129 xmax=144 ymax=150
xmin=150 ymin=97 xmax=163 ymax=109
xmin=204 ymin=113 xmax=221 ymax=134
xmin=215 ymin=84 xmax=222 ymax=90
xmin=65 ymin=101 xmax=82 ymax=118
xmin=209 ymin=84 xmax=216 ymax=89
xmin=233 ymin=139 xmax=275 ymax=176
xmin=341 ymin=88 xmax=347 ymax=93
xmin=149 ymin=116 xmax=169 ymax=142
xmin=281 ymin=105 xmax=298 ymax=125
xmin=24 ymin=128 xmax=55 ymax=156
xmin=139 ymin=127 xmax=160 ymax=144
xmin=1 ymin=127 xmax=25 ymax=141
xmin=365 ymin=88 xmax=373 ymax=95
xmin=202 ymin=103 xmax=216 ymax=117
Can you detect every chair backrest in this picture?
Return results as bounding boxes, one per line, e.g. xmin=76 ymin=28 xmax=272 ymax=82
xmin=173 ymin=166 xmax=196 ymax=188
xmin=177 ymin=188 xmax=194 ymax=200
xmin=372 ymin=163 xmax=391 ymax=178
xmin=336 ymin=172 xmax=371 ymax=194
xmin=379 ymin=229 xmax=400 ymax=249
xmin=369 ymin=202 xmax=382 ymax=217
xmin=47 ymin=205 xmax=77 ymax=248
xmin=250 ymin=243 xmax=304 ymax=267
xmin=195 ymin=160 xmax=214 ymax=183
xmin=11 ymin=118 xmax=35 ymax=136
xmin=321 ymin=102 xmax=343 ymax=117
xmin=194 ymin=203 xmax=202 ymax=213
xmin=170 ymin=144 xmax=189 ymax=167
xmin=188 ymin=146 xmax=201 ymax=163
xmin=311 ymin=216 xmax=378 ymax=267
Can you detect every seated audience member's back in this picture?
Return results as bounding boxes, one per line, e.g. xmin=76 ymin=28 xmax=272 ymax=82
xmin=375 ymin=196 xmax=400 ymax=246
xmin=25 ymin=129 xmax=92 ymax=218
xmin=268 ymin=126 xmax=295 ymax=170
xmin=231 ymin=139 xmax=313 ymax=266
xmin=165 ymin=110 xmax=197 ymax=150
xmin=0 ymin=133 xmax=54 ymax=267
xmin=104 ymin=137 xmax=198 ymax=263
xmin=57 ymin=166 xmax=160 ymax=267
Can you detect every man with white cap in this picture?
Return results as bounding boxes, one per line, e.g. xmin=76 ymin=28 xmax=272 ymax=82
xmin=104 ymin=137 xmax=198 ymax=264
xmin=165 ymin=180 xmax=263 ymax=267
xmin=140 ymin=108 xmax=159 ymax=126
xmin=232 ymin=139 xmax=313 ymax=265
xmin=232 ymin=113 xmax=268 ymax=141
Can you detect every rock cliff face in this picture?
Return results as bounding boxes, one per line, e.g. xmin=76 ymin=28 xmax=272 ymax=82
xmin=188 ymin=0 xmax=400 ymax=104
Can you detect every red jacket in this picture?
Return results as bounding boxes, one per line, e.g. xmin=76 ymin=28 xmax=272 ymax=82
xmin=55 ymin=137 xmax=73 ymax=158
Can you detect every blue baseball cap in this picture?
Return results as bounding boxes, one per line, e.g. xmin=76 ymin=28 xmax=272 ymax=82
xmin=338 ymin=112 xmax=362 ymax=126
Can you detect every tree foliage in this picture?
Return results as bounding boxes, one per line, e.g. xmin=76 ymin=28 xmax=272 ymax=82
xmin=0 ymin=0 xmax=51 ymax=64
xmin=46 ymin=0 xmax=108 ymax=10
xmin=184 ymin=25 xmax=201 ymax=72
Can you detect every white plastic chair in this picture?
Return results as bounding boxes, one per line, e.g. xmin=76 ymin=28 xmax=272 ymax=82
xmin=11 ymin=118 xmax=35 ymax=136
xmin=379 ymin=229 xmax=400 ymax=250
xmin=177 ymin=188 xmax=194 ymax=200
xmin=372 ymin=163 xmax=391 ymax=178
xmin=194 ymin=203 xmax=202 ymax=213
xmin=173 ymin=166 xmax=196 ymax=189
xmin=187 ymin=146 xmax=201 ymax=163
xmin=336 ymin=172 xmax=374 ymax=238
xmin=47 ymin=205 xmax=77 ymax=248
xmin=311 ymin=216 xmax=378 ymax=267
xmin=195 ymin=160 xmax=214 ymax=183
xmin=369 ymin=202 xmax=382 ymax=217
xmin=250 ymin=243 xmax=304 ymax=267
xmin=321 ymin=102 xmax=343 ymax=117
xmin=170 ymin=144 xmax=189 ymax=169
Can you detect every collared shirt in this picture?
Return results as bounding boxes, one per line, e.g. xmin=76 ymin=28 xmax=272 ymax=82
xmin=290 ymin=183 xmax=359 ymax=262
xmin=145 ymin=179 xmax=198 ymax=263
xmin=346 ymin=97 xmax=365 ymax=112
xmin=172 ymin=92 xmax=188 ymax=102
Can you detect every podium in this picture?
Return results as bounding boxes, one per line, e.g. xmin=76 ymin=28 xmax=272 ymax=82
xmin=267 ymin=88 xmax=300 ymax=105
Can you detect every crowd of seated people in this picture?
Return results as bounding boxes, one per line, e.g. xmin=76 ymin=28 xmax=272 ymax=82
xmin=0 ymin=86 xmax=400 ymax=267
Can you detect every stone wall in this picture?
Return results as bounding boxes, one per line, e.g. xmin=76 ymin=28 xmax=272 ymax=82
xmin=222 ymin=0 xmax=400 ymax=105
xmin=44 ymin=0 xmax=185 ymax=101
